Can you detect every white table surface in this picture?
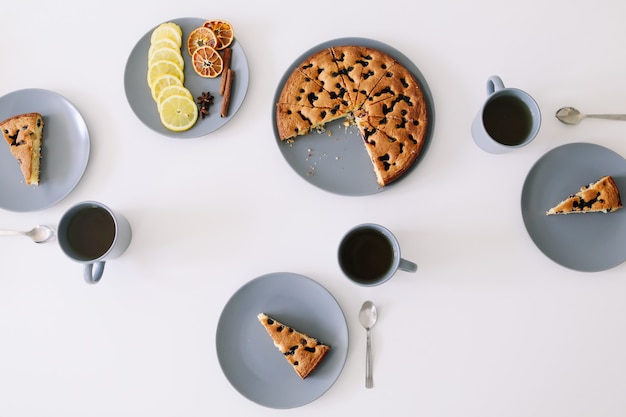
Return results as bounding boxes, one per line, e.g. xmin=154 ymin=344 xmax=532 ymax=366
xmin=2 ymin=0 xmax=626 ymax=416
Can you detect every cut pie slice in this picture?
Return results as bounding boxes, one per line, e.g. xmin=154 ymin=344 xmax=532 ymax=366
xmin=296 ymin=48 xmax=350 ymax=107
xmin=356 ymin=123 xmax=422 ymax=187
xmin=0 ymin=112 xmax=44 ymax=185
xmin=277 ymin=69 xmax=348 ymax=140
xmin=546 ymin=175 xmax=623 ymax=215
xmin=257 ymin=313 xmax=330 ymax=379
xmin=364 ymin=63 xmax=424 ymax=108
xmin=279 ymin=69 xmax=345 ymax=109
xmin=331 ymin=45 xmax=398 ymax=108
xmin=276 ymin=103 xmax=343 ymax=139
xmin=365 ymin=90 xmax=427 ymax=122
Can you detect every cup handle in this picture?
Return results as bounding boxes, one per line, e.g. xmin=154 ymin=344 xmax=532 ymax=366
xmin=84 ymin=261 xmax=105 ymax=284
xmin=399 ymin=258 xmax=418 ymax=273
xmin=487 ymin=75 xmax=505 ymax=95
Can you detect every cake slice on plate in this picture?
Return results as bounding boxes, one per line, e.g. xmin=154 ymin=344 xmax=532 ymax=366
xmin=257 ymin=313 xmax=330 ymax=379
xmin=0 ymin=112 xmax=44 ymax=185
xmin=546 ymin=175 xmax=623 ymax=215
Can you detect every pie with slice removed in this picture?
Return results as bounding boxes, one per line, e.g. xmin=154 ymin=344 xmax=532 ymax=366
xmin=546 ymin=175 xmax=623 ymax=215
xmin=0 ymin=112 xmax=44 ymax=185
xmin=257 ymin=313 xmax=330 ymax=379
xmin=276 ymin=45 xmax=428 ymax=187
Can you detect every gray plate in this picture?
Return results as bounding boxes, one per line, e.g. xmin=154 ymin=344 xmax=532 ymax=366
xmin=272 ymin=37 xmax=435 ymax=196
xmin=216 ymin=272 xmax=348 ymax=409
xmin=124 ymin=17 xmax=249 ymax=139
xmin=521 ymin=142 xmax=626 ymax=272
xmin=0 ymin=89 xmax=90 ymax=212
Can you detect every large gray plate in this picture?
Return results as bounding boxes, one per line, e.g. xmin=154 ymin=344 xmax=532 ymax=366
xmin=216 ymin=272 xmax=348 ymax=409
xmin=124 ymin=17 xmax=249 ymax=139
xmin=272 ymin=37 xmax=435 ymax=196
xmin=0 ymin=89 xmax=90 ymax=212
xmin=521 ymin=142 xmax=626 ymax=272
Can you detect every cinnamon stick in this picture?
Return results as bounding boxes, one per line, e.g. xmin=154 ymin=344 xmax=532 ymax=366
xmin=220 ymin=47 xmax=232 ymax=96
xmin=221 ymin=68 xmax=234 ymax=118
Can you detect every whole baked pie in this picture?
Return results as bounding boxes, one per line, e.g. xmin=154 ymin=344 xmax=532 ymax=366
xmin=276 ymin=45 xmax=429 ymax=187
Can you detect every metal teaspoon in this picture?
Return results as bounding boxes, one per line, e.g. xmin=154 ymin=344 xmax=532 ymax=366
xmin=0 ymin=225 xmax=55 ymax=243
xmin=555 ymin=106 xmax=626 ymax=125
xmin=359 ymin=300 xmax=378 ymax=389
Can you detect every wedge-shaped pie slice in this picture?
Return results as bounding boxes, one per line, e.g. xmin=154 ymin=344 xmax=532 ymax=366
xmin=356 ymin=124 xmax=422 ymax=187
xmin=297 ymin=48 xmax=350 ymax=107
xmin=277 ymin=70 xmax=348 ymax=140
xmin=365 ymin=91 xmax=427 ymax=122
xmin=257 ymin=313 xmax=330 ymax=379
xmin=546 ymin=175 xmax=623 ymax=215
xmin=364 ymin=63 xmax=424 ymax=108
xmin=278 ymin=69 xmax=341 ymax=108
xmin=0 ymin=112 xmax=44 ymax=185
xmin=331 ymin=45 xmax=398 ymax=108
xmin=276 ymin=103 xmax=343 ymax=139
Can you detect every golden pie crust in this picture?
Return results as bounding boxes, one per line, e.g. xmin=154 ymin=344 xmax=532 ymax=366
xmin=546 ymin=175 xmax=623 ymax=215
xmin=0 ymin=112 xmax=44 ymax=185
xmin=257 ymin=313 xmax=330 ymax=379
xmin=276 ymin=45 xmax=429 ymax=186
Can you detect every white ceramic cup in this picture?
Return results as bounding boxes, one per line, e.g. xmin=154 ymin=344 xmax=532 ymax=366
xmin=338 ymin=223 xmax=417 ymax=287
xmin=58 ymin=201 xmax=132 ymax=284
xmin=471 ymin=75 xmax=541 ymax=154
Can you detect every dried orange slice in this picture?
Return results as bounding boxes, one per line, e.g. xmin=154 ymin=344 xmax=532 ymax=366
xmin=187 ymin=27 xmax=218 ymax=56
xmin=203 ymin=19 xmax=234 ymax=50
xmin=191 ymin=46 xmax=223 ymax=78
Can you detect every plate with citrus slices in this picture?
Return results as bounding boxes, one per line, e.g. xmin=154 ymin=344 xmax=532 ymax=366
xmin=125 ymin=17 xmax=249 ymax=138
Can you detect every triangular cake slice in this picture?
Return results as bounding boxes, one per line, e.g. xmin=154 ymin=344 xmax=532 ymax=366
xmin=0 ymin=112 xmax=44 ymax=185
xmin=257 ymin=313 xmax=330 ymax=379
xmin=276 ymin=103 xmax=343 ymax=139
xmin=277 ymin=67 xmax=348 ymax=140
xmin=356 ymin=124 xmax=422 ymax=186
xmin=546 ymin=175 xmax=623 ymax=215
xmin=296 ymin=48 xmax=350 ymax=109
xmin=330 ymin=45 xmax=397 ymax=108
xmin=364 ymin=62 xmax=424 ymax=108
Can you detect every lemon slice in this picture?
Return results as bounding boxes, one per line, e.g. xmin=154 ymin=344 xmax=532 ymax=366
xmin=150 ymin=74 xmax=183 ymax=102
xmin=157 ymin=85 xmax=194 ymax=107
xmin=148 ymin=38 xmax=179 ymax=58
xmin=148 ymin=46 xmax=184 ymax=70
xmin=159 ymin=94 xmax=198 ymax=132
xmin=159 ymin=22 xmax=182 ymax=37
xmin=147 ymin=59 xmax=184 ymax=87
xmin=150 ymin=23 xmax=182 ymax=47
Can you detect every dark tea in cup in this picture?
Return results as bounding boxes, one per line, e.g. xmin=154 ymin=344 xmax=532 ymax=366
xmin=472 ymin=75 xmax=541 ymax=154
xmin=58 ymin=201 xmax=132 ymax=284
xmin=338 ymin=223 xmax=417 ymax=287
xmin=65 ymin=206 xmax=116 ymax=261
xmin=483 ymin=94 xmax=533 ymax=146
xmin=339 ymin=227 xmax=395 ymax=284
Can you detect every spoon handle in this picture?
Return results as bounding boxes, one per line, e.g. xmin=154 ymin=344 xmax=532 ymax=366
xmin=0 ymin=230 xmax=22 ymax=237
xmin=587 ymin=114 xmax=626 ymax=121
xmin=365 ymin=328 xmax=373 ymax=388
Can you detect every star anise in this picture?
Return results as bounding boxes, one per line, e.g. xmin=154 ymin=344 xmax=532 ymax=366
xmin=197 ymin=91 xmax=214 ymax=119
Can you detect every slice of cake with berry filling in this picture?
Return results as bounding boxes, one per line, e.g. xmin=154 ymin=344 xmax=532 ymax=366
xmin=0 ymin=112 xmax=44 ymax=186
xmin=257 ymin=313 xmax=330 ymax=379
xmin=546 ymin=175 xmax=623 ymax=215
